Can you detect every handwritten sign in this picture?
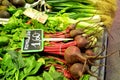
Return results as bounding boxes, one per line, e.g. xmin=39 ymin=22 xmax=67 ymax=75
xmin=23 ymin=8 xmax=48 ymax=24
xmin=22 ymin=29 xmax=44 ymax=52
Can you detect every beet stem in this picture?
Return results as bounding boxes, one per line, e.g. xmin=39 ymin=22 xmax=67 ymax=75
xmin=86 ymin=45 xmax=105 ymax=59
xmin=87 ymin=69 xmax=100 ymax=80
xmin=86 ymin=51 xmax=116 ymax=60
xmin=82 ymin=60 xmax=87 ymax=74
xmin=77 ymin=53 xmax=87 ymax=63
xmin=88 ymin=60 xmax=105 ymax=67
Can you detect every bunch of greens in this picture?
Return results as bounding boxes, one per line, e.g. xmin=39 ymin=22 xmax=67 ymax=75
xmin=0 ymin=51 xmax=43 ymax=80
xmin=0 ymin=7 xmax=45 ymax=51
xmin=0 ymin=51 xmax=67 ymax=80
xmin=46 ymin=0 xmax=116 ymax=28
xmin=42 ymin=65 xmax=68 ymax=80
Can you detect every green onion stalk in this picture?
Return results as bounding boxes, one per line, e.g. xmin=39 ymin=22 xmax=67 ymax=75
xmin=46 ymin=0 xmax=117 ymax=17
xmin=46 ymin=0 xmax=116 ymax=28
xmin=76 ymin=14 xmax=114 ymax=28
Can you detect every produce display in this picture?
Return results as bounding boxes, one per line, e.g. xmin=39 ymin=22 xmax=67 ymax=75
xmin=0 ymin=0 xmax=117 ymax=80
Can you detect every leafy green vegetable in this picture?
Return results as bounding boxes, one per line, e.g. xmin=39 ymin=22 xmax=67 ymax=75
xmin=0 ymin=36 xmax=9 ymax=47
xmin=43 ymin=66 xmax=68 ymax=80
xmin=0 ymin=52 xmax=19 ymax=80
xmin=0 ymin=9 xmax=30 ymax=50
xmin=45 ymin=15 xmax=72 ymax=33
xmin=49 ymin=66 xmax=67 ymax=80
xmin=26 ymin=76 xmax=43 ymax=80
xmin=80 ymin=74 xmax=90 ymax=80
xmin=2 ymin=10 xmax=28 ymax=33
xmin=0 ymin=51 xmax=44 ymax=80
xmin=43 ymin=71 xmax=53 ymax=80
xmin=0 ymin=68 xmax=3 ymax=75
xmin=19 ymin=56 xmax=43 ymax=80
xmin=8 ymin=51 xmax=25 ymax=69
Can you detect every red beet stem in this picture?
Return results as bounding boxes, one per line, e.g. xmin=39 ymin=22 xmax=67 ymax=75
xmin=44 ymin=41 xmax=77 ymax=49
xmin=45 ymin=51 xmax=64 ymax=55
xmin=44 ymin=48 xmax=66 ymax=52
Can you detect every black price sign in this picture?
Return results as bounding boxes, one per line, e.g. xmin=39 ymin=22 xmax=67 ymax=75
xmin=22 ymin=29 xmax=44 ymax=52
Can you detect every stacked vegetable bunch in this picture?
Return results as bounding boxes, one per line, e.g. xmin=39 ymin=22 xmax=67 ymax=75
xmin=0 ymin=0 xmax=117 ymax=80
xmin=43 ymin=0 xmax=117 ymax=79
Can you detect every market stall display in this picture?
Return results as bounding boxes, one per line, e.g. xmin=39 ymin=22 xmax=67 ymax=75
xmin=0 ymin=0 xmax=117 ymax=80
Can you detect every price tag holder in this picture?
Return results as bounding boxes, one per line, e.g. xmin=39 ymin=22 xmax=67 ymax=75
xmin=21 ymin=29 xmax=44 ymax=52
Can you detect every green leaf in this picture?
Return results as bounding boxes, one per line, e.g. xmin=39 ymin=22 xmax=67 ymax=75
xmin=19 ymin=56 xmax=36 ymax=79
xmin=0 ymin=53 xmax=17 ymax=80
xmin=29 ymin=61 xmax=43 ymax=75
xmin=48 ymin=66 xmax=66 ymax=80
xmin=8 ymin=50 xmax=25 ymax=69
xmin=23 ymin=56 xmax=36 ymax=73
xmin=26 ymin=76 xmax=43 ymax=80
xmin=0 ymin=68 xmax=3 ymax=74
xmin=80 ymin=74 xmax=90 ymax=80
xmin=43 ymin=71 xmax=53 ymax=80
xmin=20 ymin=56 xmax=44 ymax=80
xmin=1 ymin=53 xmax=15 ymax=71
xmin=48 ymin=65 xmax=56 ymax=73
xmin=7 ymin=6 xmax=17 ymax=14
xmin=37 ymin=58 xmax=45 ymax=64
xmin=12 ymin=9 xmax=23 ymax=17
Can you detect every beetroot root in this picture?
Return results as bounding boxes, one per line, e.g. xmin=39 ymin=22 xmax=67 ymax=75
xmin=69 ymin=63 xmax=87 ymax=79
xmin=85 ymin=49 xmax=96 ymax=56
xmin=64 ymin=45 xmax=116 ymax=80
xmin=70 ymin=29 xmax=84 ymax=37
xmin=64 ymin=46 xmax=86 ymax=64
xmin=74 ymin=35 xmax=89 ymax=48
xmin=69 ymin=63 xmax=100 ymax=80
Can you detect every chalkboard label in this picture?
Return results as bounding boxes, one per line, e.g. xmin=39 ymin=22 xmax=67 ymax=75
xmin=22 ymin=29 xmax=44 ymax=52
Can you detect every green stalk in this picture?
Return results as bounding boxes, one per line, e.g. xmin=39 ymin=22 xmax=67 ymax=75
xmin=47 ymin=0 xmax=116 ymax=17
xmin=52 ymin=5 xmax=94 ymax=9
xmin=77 ymin=15 xmax=102 ymax=23
xmin=49 ymin=2 xmax=93 ymax=7
xmin=76 ymin=15 xmax=112 ymax=28
xmin=46 ymin=0 xmax=95 ymax=5
xmin=68 ymin=9 xmax=102 ymax=14
xmin=66 ymin=13 xmax=96 ymax=19
xmin=46 ymin=0 xmax=89 ymax=4
xmin=76 ymin=22 xmax=103 ymax=29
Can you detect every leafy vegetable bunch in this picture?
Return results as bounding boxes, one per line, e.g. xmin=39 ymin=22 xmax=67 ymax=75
xmin=0 ymin=50 xmax=68 ymax=80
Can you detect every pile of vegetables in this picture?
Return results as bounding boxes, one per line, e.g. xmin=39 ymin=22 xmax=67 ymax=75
xmin=0 ymin=0 xmax=117 ymax=80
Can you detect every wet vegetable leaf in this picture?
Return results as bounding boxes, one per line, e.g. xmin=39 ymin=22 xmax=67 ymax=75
xmin=48 ymin=66 xmax=68 ymax=80
xmin=80 ymin=74 xmax=90 ymax=80
xmin=43 ymin=71 xmax=53 ymax=80
xmin=20 ymin=56 xmax=43 ymax=80
xmin=8 ymin=50 xmax=25 ymax=69
xmin=26 ymin=76 xmax=43 ymax=80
